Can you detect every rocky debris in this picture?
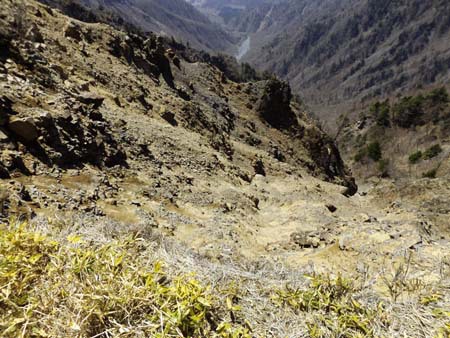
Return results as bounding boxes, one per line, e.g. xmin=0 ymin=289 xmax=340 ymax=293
xmin=8 ymin=117 xmax=39 ymax=142
xmin=257 ymin=79 xmax=297 ymax=129
xmin=34 ymin=111 xmax=127 ymax=168
xmin=25 ymin=24 xmax=45 ymax=43
xmin=210 ymin=133 xmax=233 ymax=159
xmin=0 ymin=151 xmax=31 ymax=176
xmin=181 ymin=102 xmax=235 ymax=135
xmin=291 ymin=231 xmax=321 ymax=248
xmin=64 ymin=21 xmax=83 ymax=41
xmin=269 ymin=142 xmax=285 ymax=161
xmin=77 ymin=92 xmax=105 ymax=109
xmin=108 ymin=33 xmax=173 ymax=85
xmin=326 ymin=204 xmax=337 ymax=213
xmin=160 ymin=107 xmax=177 ymax=126
xmin=0 ymin=96 xmax=14 ymax=125
xmin=252 ymin=158 xmax=266 ymax=176
xmin=136 ymin=94 xmax=153 ymax=110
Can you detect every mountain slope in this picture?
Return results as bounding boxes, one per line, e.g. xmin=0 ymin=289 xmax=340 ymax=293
xmin=235 ymin=0 xmax=450 ymax=125
xmin=337 ymin=87 xmax=450 ymax=180
xmin=185 ymin=0 xmax=273 ymax=25
xmin=1 ymin=1 xmax=450 ymax=337
xmin=40 ymin=0 xmax=235 ymax=51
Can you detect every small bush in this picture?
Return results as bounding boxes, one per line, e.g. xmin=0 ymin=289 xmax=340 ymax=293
xmin=354 ymin=148 xmax=367 ymax=162
xmin=392 ymin=95 xmax=425 ymax=128
xmin=409 ymin=151 xmax=423 ymax=164
xmin=427 ymin=87 xmax=449 ymax=105
xmin=378 ymin=158 xmax=389 ymax=177
xmin=423 ymin=144 xmax=443 ymax=159
xmin=422 ymin=168 xmax=437 ymax=179
xmin=367 ymin=141 xmax=382 ymax=161
xmin=370 ymin=100 xmax=390 ymax=127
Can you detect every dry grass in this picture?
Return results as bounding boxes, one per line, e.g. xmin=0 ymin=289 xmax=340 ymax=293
xmin=0 ymin=220 xmax=251 ymax=337
xmin=1 ymin=217 xmax=449 ymax=337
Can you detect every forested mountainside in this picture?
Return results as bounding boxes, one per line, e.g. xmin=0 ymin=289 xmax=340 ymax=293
xmin=337 ymin=87 xmax=450 ymax=180
xmin=220 ymin=0 xmax=450 ymax=125
xmin=39 ymin=0 xmax=235 ymax=51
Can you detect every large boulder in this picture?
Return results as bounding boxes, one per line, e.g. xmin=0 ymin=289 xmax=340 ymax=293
xmin=8 ymin=118 xmax=39 ymax=142
xmin=0 ymin=96 xmax=14 ymax=126
xmin=77 ymin=92 xmax=105 ymax=109
xmin=304 ymin=126 xmax=357 ymax=196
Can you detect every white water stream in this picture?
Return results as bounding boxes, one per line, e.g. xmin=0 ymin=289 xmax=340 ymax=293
xmin=236 ymin=36 xmax=251 ymax=61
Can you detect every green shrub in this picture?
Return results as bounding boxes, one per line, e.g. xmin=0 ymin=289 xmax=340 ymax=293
xmin=423 ymin=144 xmax=443 ymax=159
xmin=378 ymin=159 xmax=389 ymax=177
xmin=392 ymin=95 xmax=425 ymax=128
xmin=370 ymin=100 xmax=390 ymax=126
xmin=427 ymin=87 xmax=449 ymax=105
xmin=367 ymin=141 xmax=382 ymax=161
xmin=422 ymin=168 xmax=437 ymax=178
xmin=409 ymin=151 xmax=423 ymax=164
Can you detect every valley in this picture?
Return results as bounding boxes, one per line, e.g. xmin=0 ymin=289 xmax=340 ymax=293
xmin=0 ymin=0 xmax=449 ymax=337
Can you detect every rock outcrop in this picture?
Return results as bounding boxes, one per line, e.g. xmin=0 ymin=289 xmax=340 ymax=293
xmin=256 ymin=78 xmax=297 ymax=129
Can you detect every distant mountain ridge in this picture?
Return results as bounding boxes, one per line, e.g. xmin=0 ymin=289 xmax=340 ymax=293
xmin=231 ymin=0 xmax=450 ymax=125
xmin=43 ymin=0 xmax=450 ymax=128
xmin=42 ymin=0 xmax=236 ymax=51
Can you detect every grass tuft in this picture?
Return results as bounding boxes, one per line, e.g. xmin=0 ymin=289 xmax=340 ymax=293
xmin=0 ymin=221 xmax=251 ymax=337
xmin=272 ymin=274 xmax=387 ymax=337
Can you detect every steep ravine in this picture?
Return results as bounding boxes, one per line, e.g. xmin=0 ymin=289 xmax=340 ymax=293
xmin=0 ymin=1 xmax=449 ymax=337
